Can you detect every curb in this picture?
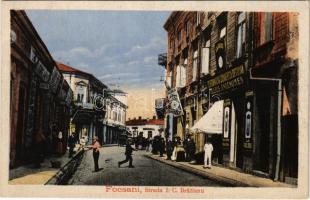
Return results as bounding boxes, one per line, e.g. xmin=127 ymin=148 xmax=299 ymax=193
xmin=144 ymin=154 xmax=249 ymax=187
xmin=45 ymin=149 xmax=86 ymax=185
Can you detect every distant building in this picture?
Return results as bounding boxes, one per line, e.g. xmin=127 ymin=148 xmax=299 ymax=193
xmin=126 ymin=116 xmax=164 ymax=139
xmin=57 ymin=62 xmax=127 ymax=145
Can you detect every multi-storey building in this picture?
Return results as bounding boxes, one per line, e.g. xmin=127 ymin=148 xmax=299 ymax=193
xmin=57 ymin=62 xmax=127 ymax=145
xmin=10 ymin=10 xmax=72 ymax=168
xmin=163 ymin=11 xmax=298 ymax=183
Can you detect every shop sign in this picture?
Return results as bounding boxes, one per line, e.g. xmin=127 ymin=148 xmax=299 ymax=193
xmin=29 ymin=46 xmax=39 ymax=63
xmin=167 ymin=88 xmax=184 ymax=116
xmin=49 ymin=66 xmax=62 ymax=93
xmin=222 ymin=99 xmax=231 ymax=148
xmin=207 ymin=64 xmax=245 ymax=95
xmin=244 ymin=90 xmax=254 ymax=150
xmin=215 ymin=39 xmax=226 ymax=70
xmin=35 ymin=61 xmax=50 ymax=82
xmin=155 ymin=98 xmax=165 ymax=110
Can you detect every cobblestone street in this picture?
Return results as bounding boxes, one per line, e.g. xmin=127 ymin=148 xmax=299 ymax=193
xmin=69 ymin=146 xmax=224 ymax=186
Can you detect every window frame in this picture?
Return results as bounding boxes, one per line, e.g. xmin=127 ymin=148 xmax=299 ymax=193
xmin=236 ymin=12 xmax=246 ymax=58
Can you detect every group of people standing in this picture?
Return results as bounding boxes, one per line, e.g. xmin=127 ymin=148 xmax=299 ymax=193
xmin=149 ymin=134 xmax=214 ymax=169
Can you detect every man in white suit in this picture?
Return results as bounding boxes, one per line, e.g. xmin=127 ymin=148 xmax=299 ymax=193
xmin=204 ymin=138 xmax=213 ymax=168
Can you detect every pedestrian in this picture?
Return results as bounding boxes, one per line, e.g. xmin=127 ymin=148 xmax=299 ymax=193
xmin=184 ymin=136 xmax=190 ymax=161
xmin=166 ymin=139 xmax=173 ymax=160
xmin=80 ymin=136 xmax=86 ymax=149
xmin=68 ymin=132 xmax=76 ymax=158
xmin=118 ymin=139 xmax=137 ymax=168
xmin=57 ymin=131 xmax=63 ymax=156
xmin=92 ymin=136 xmax=102 ymax=172
xmin=204 ymin=138 xmax=213 ymax=168
xmin=159 ymin=137 xmax=165 ymax=157
xmin=34 ymin=130 xmax=47 ymax=168
xmin=188 ymin=137 xmax=196 ymax=162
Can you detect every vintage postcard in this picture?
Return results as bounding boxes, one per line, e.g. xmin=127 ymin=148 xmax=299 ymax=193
xmin=0 ymin=1 xmax=309 ymax=199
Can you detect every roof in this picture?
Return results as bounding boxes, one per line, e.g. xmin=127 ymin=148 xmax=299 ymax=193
xmin=56 ymin=61 xmax=90 ymax=76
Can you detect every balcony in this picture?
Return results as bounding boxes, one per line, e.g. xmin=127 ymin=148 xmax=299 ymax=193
xmin=75 ymin=101 xmax=94 ymax=110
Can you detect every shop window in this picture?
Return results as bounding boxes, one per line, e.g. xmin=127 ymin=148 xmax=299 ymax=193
xmin=201 ymin=40 xmax=210 ymax=75
xmin=192 ymin=50 xmax=198 ymax=82
xmin=237 ymin=12 xmax=246 ymax=58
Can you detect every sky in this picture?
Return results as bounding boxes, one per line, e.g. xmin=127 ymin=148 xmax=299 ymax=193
xmin=26 ymin=10 xmax=170 ymax=91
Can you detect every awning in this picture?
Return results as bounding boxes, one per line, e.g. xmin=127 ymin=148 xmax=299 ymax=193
xmin=190 ymin=100 xmax=224 ymax=134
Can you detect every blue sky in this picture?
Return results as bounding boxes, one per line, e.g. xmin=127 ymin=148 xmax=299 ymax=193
xmin=26 ymin=10 xmax=170 ymax=90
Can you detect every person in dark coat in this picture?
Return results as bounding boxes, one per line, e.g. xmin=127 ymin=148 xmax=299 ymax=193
xmin=166 ymin=139 xmax=173 ymax=160
xmin=68 ymin=132 xmax=76 ymax=158
xmin=92 ymin=137 xmax=102 ymax=172
xmin=188 ymin=137 xmax=196 ymax=162
xmin=159 ymin=137 xmax=165 ymax=157
xmin=118 ymin=140 xmax=137 ymax=168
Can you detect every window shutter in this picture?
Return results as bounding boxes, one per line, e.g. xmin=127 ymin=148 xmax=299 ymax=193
xmin=181 ymin=65 xmax=186 ymax=87
xmin=202 ymin=40 xmax=210 ymax=75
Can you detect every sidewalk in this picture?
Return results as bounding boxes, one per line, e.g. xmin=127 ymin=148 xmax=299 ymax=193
xmin=9 ymin=147 xmax=82 ymax=185
xmin=145 ymin=153 xmax=295 ymax=187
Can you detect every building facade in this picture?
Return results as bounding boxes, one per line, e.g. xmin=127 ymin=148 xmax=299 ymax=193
xmin=126 ymin=117 xmax=165 ymax=139
xmin=10 ymin=10 xmax=72 ymax=168
xmin=57 ymin=62 xmax=127 ymax=145
xmin=163 ymin=11 xmax=298 ymax=183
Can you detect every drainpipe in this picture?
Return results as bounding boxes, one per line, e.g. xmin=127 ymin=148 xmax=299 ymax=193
xmin=249 ymin=68 xmax=282 ymax=181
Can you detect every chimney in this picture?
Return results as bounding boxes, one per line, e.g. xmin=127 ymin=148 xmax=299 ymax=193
xmin=138 ymin=116 xmax=142 ymax=120
xmin=153 ymin=116 xmax=156 ymax=120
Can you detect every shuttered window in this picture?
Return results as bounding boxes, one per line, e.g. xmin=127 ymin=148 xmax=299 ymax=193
xmin=192 ymin=51 xmax=198 ymax=82
xmin=265 ymin=13 xmax=273 ymax=42
xmin=237 ymin=12 xmax=246 ymax=58
xmin=201 ymin=40 xmax=210 ymax=75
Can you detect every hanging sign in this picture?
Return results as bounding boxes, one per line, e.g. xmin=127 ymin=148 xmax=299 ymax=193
xmin=49 ymin=66 xmax=62 ymax=93
xmin=167 ymin=88 xmax=184 ymax=116
xmin=244 ymin=90 xmax=254 ymax=151
xmin=35 ymin=61 xmax=50 ymax=82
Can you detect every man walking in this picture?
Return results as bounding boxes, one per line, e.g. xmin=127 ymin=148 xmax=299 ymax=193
xmin=118 ymin=140 xmax=137 ymax=168
xmin=204 ymin=139 xmax=213 ymax=168
xmin=92 ymin=136 xmax=102 ymax=172
xmin=68 ymin=132 xmax=76 ymax=158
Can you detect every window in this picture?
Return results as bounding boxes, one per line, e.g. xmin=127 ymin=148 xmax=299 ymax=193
xmin=166 ymin=70 xmax=172 ymax=88
xmin=176 ymin=65 xmax=186 ymax=88
xmin=192 ymin=50 xmax=198 ymax=82
xmin=264 ymin=12 xmax=273 ymax=42
xmin=186 ymin=20 xmax=191 ymax=38
xmin=170 ymin=37 xmax=174 ymax=53
xmin=220 ymin=26 xmax=226 ymax=39
xmin=201 ymin=40 xmax=210 ymax=75
xmin=196 ymin=12 xmax=201 ymax=26
xmin=178 ymin=30 xmax=182 ymax=46
xmin=237 ymin=12 xmax=246 ymax=58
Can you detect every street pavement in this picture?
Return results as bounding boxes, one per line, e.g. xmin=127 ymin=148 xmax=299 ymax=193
xmin=68 ymin=146 xmax=224 ymax=186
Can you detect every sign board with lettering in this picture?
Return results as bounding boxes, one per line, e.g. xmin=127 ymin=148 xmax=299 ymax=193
xmin=167 ymin=88 xmax=184 ymax=116
xmin=207 ymin=64 xmax=245 ymax=96
xmin=35 ymin=61 xmax=50 ymax=82
xmin=49 ymin=66 xmax=62 ymax=93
